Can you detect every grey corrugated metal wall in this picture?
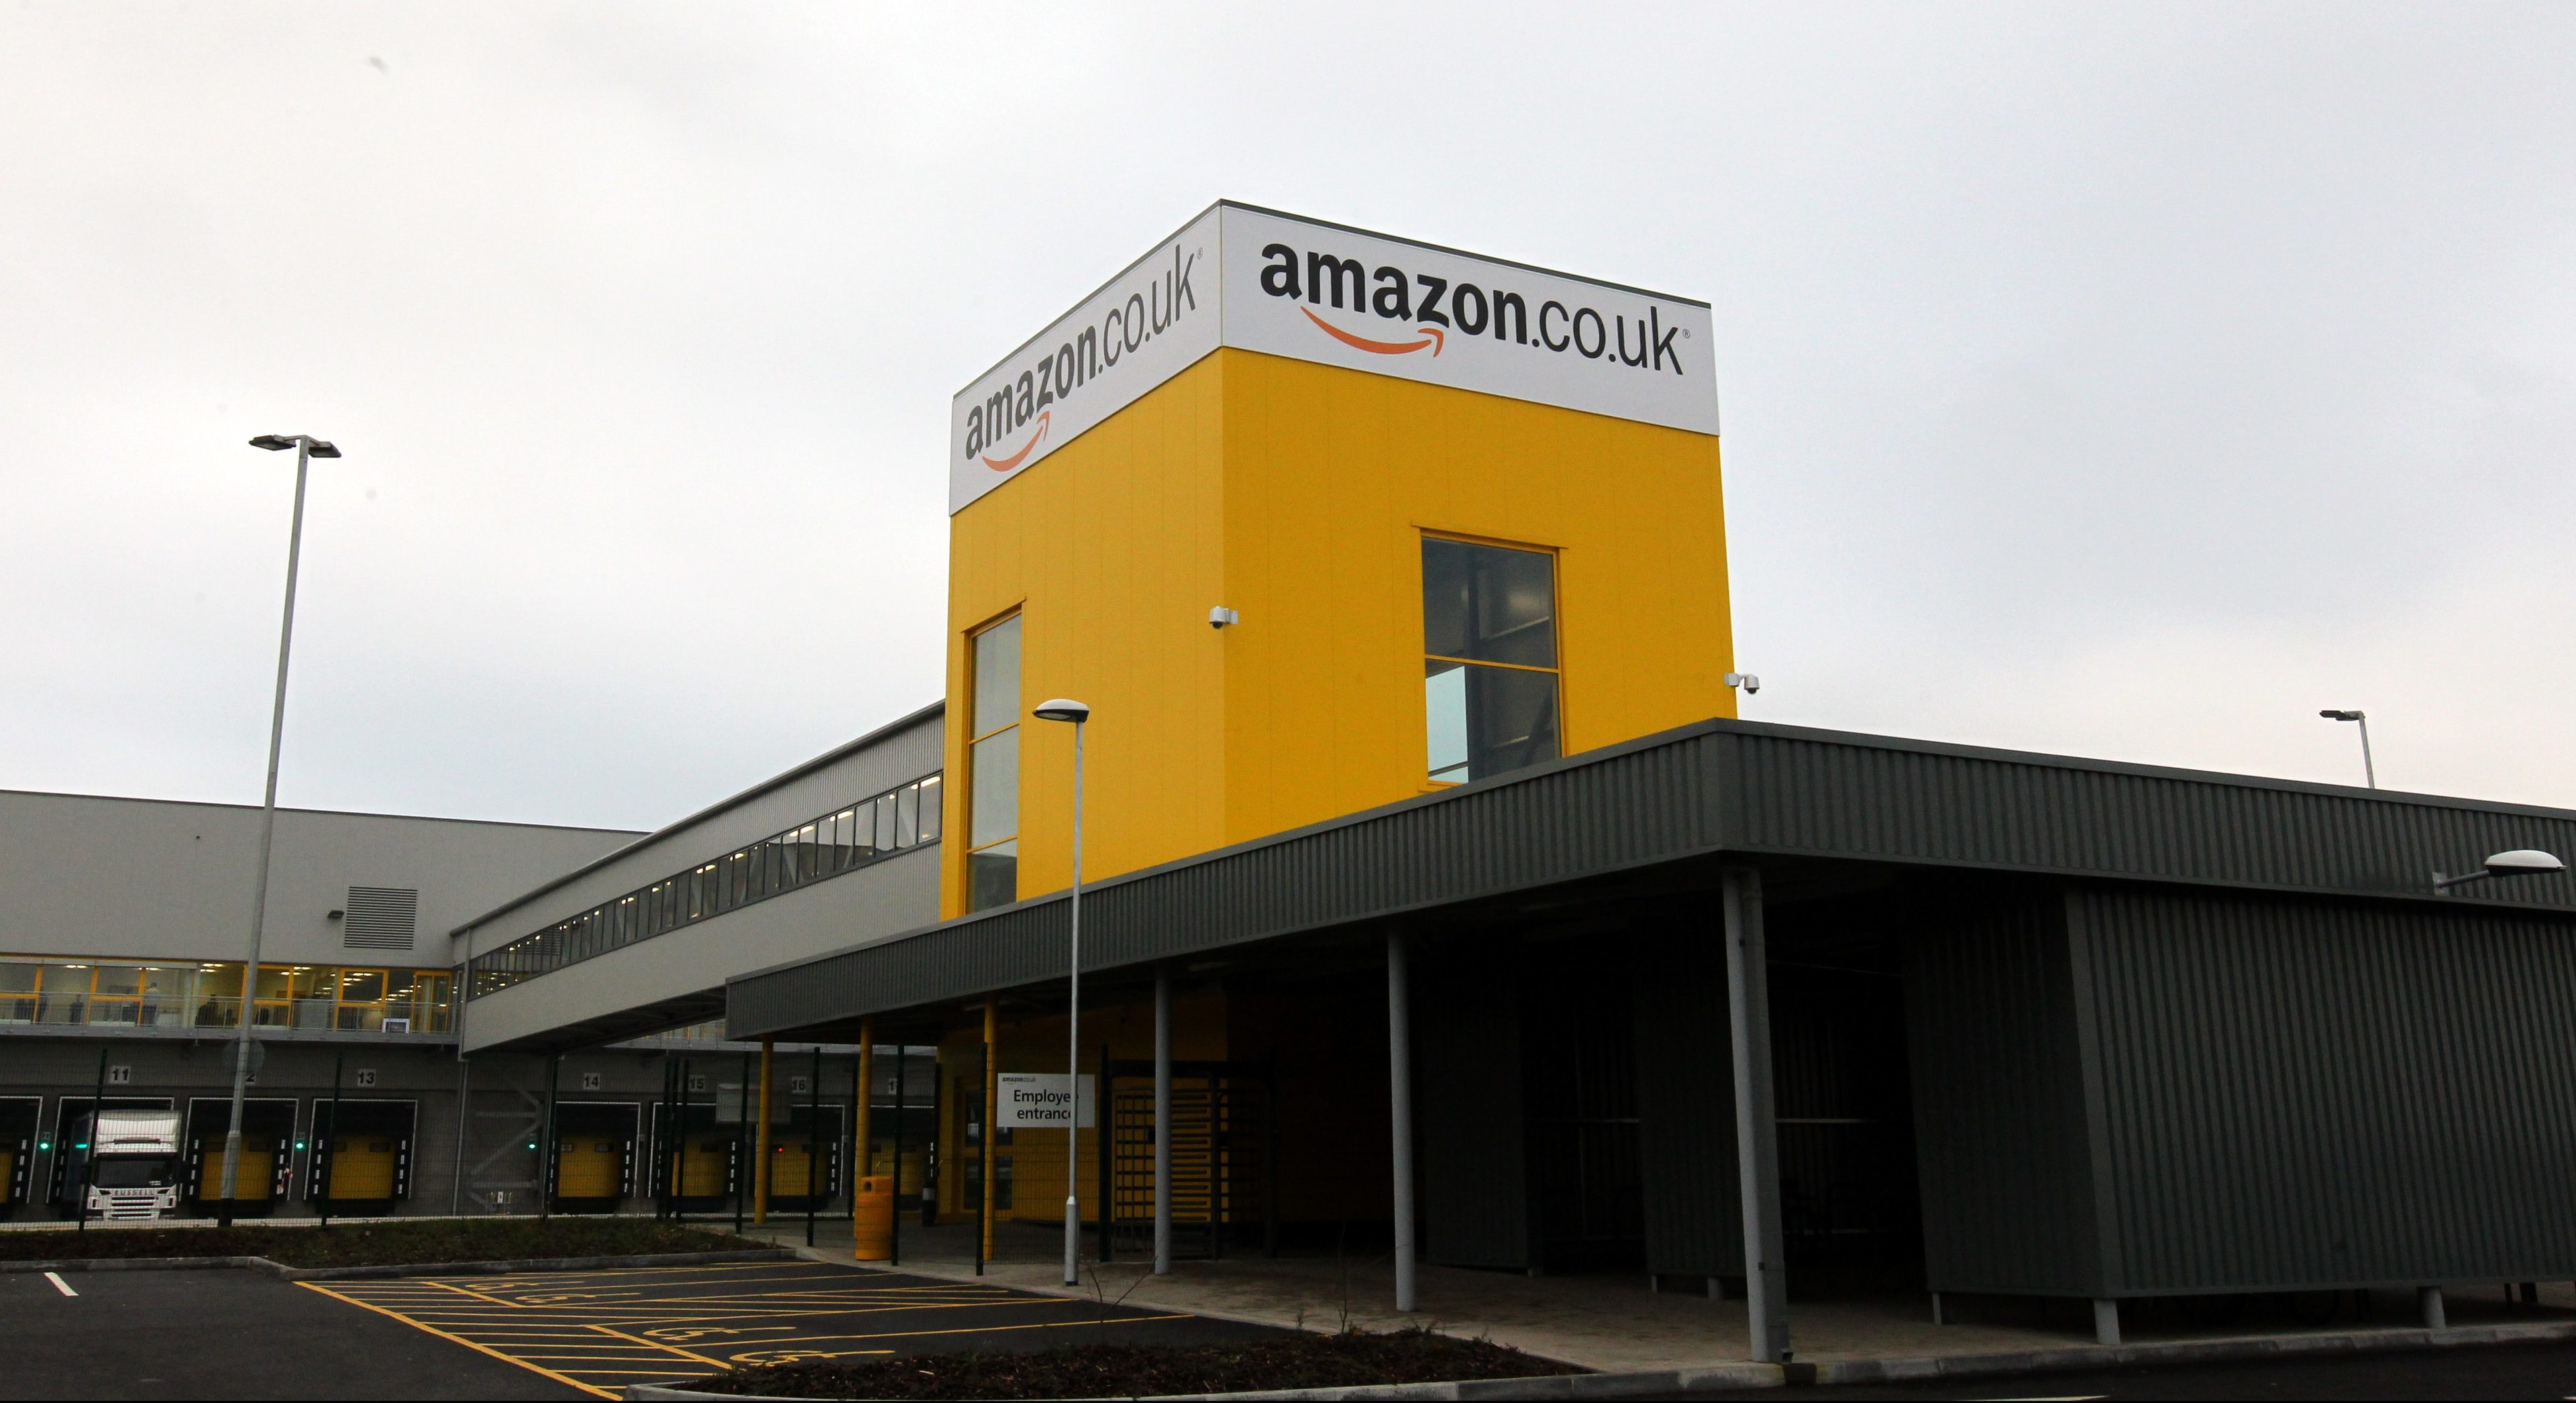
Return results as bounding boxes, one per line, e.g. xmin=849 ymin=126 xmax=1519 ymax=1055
xmin=2074 ymin=885 xmax=2576 ymax=1294
xmin=1413 ymin=944 xmax=1532 ymax=1270
xmin=1905 ymin=888 xmax=2111 ymax=1297
xmin=1719 ymin=732 xmax=2576 ymax=905
xmin=1633 ymin=924 xmax=1744 ymax=1279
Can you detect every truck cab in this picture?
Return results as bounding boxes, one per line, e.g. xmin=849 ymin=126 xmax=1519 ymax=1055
xmin=65 ymin=1110 xmax=184 ymax=1221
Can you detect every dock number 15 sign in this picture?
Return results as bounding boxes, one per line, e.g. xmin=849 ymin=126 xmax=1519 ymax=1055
xmin=996 ymin=1073 xmax=1096 ymax=1129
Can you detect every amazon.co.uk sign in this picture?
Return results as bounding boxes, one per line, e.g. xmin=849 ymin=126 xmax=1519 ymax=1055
xmin=948 ymin=201 xmax=1719 ymax=513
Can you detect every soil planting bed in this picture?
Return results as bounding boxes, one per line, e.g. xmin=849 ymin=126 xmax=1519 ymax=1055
xmin=0 ymin=1217 xmax=749 ymax=1268
xmin=686 ymin=1329 xmax=1582 ymax=1399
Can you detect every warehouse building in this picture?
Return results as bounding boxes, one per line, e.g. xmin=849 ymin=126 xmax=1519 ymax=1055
xmin=7 ymin=203 xmax=2575 ymax=1358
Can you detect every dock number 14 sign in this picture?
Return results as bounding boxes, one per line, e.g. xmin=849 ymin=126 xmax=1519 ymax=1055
xmin=996 ymin=1073 xmax=1095 ymax=1129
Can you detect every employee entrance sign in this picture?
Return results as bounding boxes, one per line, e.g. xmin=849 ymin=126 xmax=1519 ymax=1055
xmin=997 ymin=1073 xmax=1095 ymax=1129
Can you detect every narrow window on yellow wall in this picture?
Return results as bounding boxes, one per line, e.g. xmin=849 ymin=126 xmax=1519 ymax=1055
xmin=1423 ymin=537 xmax=1562 ymax=784
xmin=965 ymin=614 xmax=1023 ymax=911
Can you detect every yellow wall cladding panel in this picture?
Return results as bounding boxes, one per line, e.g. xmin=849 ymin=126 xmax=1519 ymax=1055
xmin=946 ymin=347 xmax=1731 ymax=915
xmin=1218 ymin=349 xmax=1732 ymax=844
xmin=946 ymin=354 xmax=1230 ymax=917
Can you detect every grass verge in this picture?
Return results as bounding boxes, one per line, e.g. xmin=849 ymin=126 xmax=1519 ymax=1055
xmin=686 ymin=1329 xmax=1582 ymax=1399
xmin=0 ymin=1217 xmax=753 ymax=1268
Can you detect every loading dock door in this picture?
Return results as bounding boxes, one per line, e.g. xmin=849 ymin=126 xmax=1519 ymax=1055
xmin=307 ymin=1101 xmax=417 ymax=1206
xmin=766 ymin=1106 xmax=844 ymax=1209
xmin=550 ymin=1103 xmax=639 ymax=1212
xmin=647 ymin=1101 xmax=735 ymax=1206
xmin=48 ymin=1097 xmax=175 ymax=1213
xmin=184 ymin=1098 xmax=299 ymax=1209
xmin=0 ymin=1097 xmax=36 ymax=1214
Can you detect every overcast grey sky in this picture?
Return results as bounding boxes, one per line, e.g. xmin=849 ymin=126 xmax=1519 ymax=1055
xmin=4 ymin=3 xmax=2571 ymax=830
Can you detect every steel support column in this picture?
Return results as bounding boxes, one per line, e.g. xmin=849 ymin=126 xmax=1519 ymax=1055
xmin=1723 ymin=867 xmax=1788 ymax=1363
xmin=1389 ymin=931 xmax=1417 ymax=1313
xmin=1154 ymin=970 xmax=1173 ymax=1276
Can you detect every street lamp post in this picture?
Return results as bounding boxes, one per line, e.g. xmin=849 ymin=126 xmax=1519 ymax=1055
xmin=217 ymin=433 xmax=339 ymax=1227
xmin=1032 ymin=697 xmax=1091 ymax=1287
xmin=2320 ymin=710 xmax=2375 ymax=789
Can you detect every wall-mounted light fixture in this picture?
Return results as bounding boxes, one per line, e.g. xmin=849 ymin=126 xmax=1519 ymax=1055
xmin=2434 ymin=849 xmax=2566 ymax=894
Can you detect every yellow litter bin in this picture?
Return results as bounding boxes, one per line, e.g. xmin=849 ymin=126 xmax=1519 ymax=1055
xmin=852 ymin=1174 xmax=894 ymax=1260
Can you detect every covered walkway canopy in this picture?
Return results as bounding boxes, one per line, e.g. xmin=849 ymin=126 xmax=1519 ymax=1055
xmin=726 ymin=718 xmax=2576 ymax=1359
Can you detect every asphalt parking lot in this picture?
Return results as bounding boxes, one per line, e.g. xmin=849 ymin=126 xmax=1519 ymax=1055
xmin=0 ymin=1266 xmax=583 ymax=1401
xmin=2 ymin=1260 xmax=1284 ymax=1401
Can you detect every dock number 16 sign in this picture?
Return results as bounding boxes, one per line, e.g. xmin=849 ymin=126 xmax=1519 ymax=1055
xmin=996 ymin=1073 xmax=1095 ymax=1129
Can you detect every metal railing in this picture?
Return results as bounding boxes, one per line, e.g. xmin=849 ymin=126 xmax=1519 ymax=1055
xmin=0 ymin=993 xmax=453 ymax=1034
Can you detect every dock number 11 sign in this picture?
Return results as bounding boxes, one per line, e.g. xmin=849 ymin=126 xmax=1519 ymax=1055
xmin=997 ymin=1073 xmax=1096 ymax=1129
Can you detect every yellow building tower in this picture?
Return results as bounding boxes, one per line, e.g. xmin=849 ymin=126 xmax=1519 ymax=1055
xmin=944 ymin=203 xmax=1733 ymax=919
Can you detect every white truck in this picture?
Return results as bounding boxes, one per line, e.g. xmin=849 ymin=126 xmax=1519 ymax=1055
xmin=66 ymin=1109 xmax=184 ymax=1221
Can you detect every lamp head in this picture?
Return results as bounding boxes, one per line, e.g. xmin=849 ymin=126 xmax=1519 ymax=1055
xmin=2483 ymin=850 xmax=2565 ymax=877
xmin=1032 ymin=697 xmax=1091 ymax=725
xmin=249 ymin=434 xmax=340 ymax=458
xmin=2320 ymin=710 xmax=2365 ymax=722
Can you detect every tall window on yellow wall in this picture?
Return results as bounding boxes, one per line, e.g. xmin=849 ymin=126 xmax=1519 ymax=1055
xmin=1423 ymin=536 xmax=1562 ymax=784
xmin=965 ymin=613 xmax=1023 ymax=911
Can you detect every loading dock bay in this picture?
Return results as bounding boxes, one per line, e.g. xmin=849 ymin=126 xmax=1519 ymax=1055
xmin=302 ymin=1260 xmax=1279 ymax=1398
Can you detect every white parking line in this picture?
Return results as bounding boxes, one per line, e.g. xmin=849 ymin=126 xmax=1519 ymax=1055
xmin=43 ymin=1272 xmax=78 ymax=1297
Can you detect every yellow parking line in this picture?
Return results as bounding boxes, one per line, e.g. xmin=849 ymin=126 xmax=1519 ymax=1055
xmin=583 ymin=1321 xmax=734 ymax=1371
xmin=295 ymin=1281 xmax=617 ymax=1400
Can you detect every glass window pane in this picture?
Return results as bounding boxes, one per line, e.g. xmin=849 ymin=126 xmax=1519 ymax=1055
xmin=1426 ymin=660 xmax=1470 ymax=783
xmin=339 ymin=970 xmax=384 ymax=1003
xmin=385 ymin=970 xmax=417 ymax=998
xmin=91 ymin=966 xmax=142 ymax=996
xmin=1422 ymin=537 xmax=1556 ymax=667
xmin=875 ymin=793 xmax=898 ymax=851
xmin=971 ymin=616 xmax=1023 ymax=740
xmin=970 ymin=730 xmax=1019 ymax=848
xmin=917 ymin=775 xmax=943 ymax=842
xmin=897 ymin=785 xmax=920 ymax=847
xmin=0 ymin=963 xmax=34 ymax=994
xmin=1462 ymin=661 xmax=1562 ymax=780
xmin=969 ymin=840 xmax=1018 ymax=913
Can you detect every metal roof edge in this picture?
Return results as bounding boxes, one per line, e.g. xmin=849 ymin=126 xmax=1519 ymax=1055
xmin=0 ymin=785 xmax=644 ymax=838
xmin=1705 ymin=717 xmax=2576 ymax=821
xmin=727 ymin=714 xmax=2576 ymax=999
xmin=449 ymin=699 xmax=946 ymax=938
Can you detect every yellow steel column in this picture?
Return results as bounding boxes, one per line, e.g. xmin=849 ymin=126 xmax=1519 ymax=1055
xmin=754 ymin=1040 xmax=773 ymax=1224
xmin=981 ymin=996 xmax=999 ymax=1259
xmin=853 ymin=1019 xmax=875 ymax=1223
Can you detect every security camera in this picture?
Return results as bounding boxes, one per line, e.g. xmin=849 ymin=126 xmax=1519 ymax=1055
xmin=1209 ymin=606 xmax=1239 ymax=629
xmin=1725 ymin=672 xmax=1760 ymax=695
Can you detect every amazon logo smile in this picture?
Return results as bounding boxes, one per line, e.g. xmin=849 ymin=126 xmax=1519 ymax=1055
xmin=1299 ymin=306 xmax=1443 ymax=356
xmin=982 ymin=411 xmax=1049 ymax=471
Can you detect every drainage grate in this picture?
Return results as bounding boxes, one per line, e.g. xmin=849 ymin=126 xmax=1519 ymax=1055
xmin=343 ymin=885 xmax=420 ymax=950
